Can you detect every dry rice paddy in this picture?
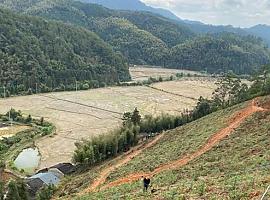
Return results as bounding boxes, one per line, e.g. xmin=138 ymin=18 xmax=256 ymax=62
xmin=0 ymin=73 xmax=216 ymax=169
xmin=129 ymin=66 xmax=203 ymax=81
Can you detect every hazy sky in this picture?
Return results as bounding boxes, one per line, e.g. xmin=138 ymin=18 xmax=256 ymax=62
xmin=141 ymin=0 xmax=270 ymax=27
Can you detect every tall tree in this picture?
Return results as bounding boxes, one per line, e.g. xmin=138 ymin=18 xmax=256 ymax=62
xmin=17 ymin=181 xmax=29 ymax=200
xmin=6 ymin=180 xmax=20 ymax=200
xmin=0 ymin=181 xmax=4 ymax=200
xmin=131 ymin=108 xmax=141 ymax=125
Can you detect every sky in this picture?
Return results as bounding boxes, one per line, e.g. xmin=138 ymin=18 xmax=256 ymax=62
xmin=141 ymin=0 xmax=270 ymax=27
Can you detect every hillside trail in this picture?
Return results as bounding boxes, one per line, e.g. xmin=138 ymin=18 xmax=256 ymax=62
xmin=100 ymin=99 xmax=265 ymax=190
xmin=82 ymin=133 xmax=164 ymax=194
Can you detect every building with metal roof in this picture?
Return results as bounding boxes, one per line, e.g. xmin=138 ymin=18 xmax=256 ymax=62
xmin=29 ymin=172 xmax=60 ymax=186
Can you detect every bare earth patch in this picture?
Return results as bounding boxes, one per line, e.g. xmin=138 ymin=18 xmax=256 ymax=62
xmin=0 ymin=79 xmax=215 ymax=169
xmin=0 ymin=125 xmax=30 ymax=139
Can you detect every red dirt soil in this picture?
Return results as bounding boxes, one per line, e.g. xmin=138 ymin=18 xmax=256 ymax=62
xmin=99 ymin=99 xmax=265 ymax=190
xmin=0 ymin=170 xmax=17 ymax=183
xmin=82 ymin=133 xmax=164 ymax=194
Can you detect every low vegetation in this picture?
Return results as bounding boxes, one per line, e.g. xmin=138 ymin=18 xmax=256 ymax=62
xmin=80 ymin=100 xmax=269 ymax=199
xmin=0 ymin=109 xmax=54 ymax=173
xmin=55 ymin=64 xmax=270 ymax=199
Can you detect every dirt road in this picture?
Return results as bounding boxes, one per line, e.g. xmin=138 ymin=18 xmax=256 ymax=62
xmin=88 ymin=99 xmax=265 ymax=191
xmin=82 ymin=134 xmax=164 ymax=193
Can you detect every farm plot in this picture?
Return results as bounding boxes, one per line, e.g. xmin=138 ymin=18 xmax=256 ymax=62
xmin=0 ymin=123 xmax=30 ymax=139
xmin=0 ymin=79 xmax=215 ymax=169
xmin=152 ymin=77 xmax=217 ymax=99
xmin=129 ymin=66 xmax=203 ymax=81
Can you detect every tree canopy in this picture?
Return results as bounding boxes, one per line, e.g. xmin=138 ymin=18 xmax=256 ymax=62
xmin=0 ymin=8 xmax=130 ymax=96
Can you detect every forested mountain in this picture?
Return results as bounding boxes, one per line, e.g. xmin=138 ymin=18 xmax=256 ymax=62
xmin=80 ymin=0 xmax=181 ymax=21
xmin=76 ymin=0 xmax=270 ymax=47
xmin=0 ymin=0 xmax=269 ymax=75
xmin=0 ymin=8 xmax=130 ymax=96
xmin=26 ymin=1 xmax=193 ymax=65
xmin=183 ymin=23 xmax=270 ymax=46
xmin=118 ymin=11 xmax=195 ymax=47
xmin=169 ymin=33 xmax=270 ymax=74
xmin=246 ymin=25 xmax=270 ymax=46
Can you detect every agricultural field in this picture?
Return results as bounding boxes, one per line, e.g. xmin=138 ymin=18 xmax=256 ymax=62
xmin=129 ymin=66 xmax=203 ymax=81
xmin=72 ymin=97 xmax=270 ymax=200
xmin=0 ymin=123 xmax=30 ymax=139
xmin=0 ymin=77 xmax=216 ymax=170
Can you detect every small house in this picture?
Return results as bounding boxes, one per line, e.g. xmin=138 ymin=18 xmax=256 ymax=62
xmin=49 ymin=163 xmax=75 ymax=175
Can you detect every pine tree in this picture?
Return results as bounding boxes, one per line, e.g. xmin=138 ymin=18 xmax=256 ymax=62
xmin=36 ymin=185 xmax=55 ymax=200
xmin=17 ymin=180 xmax=29 ymax=200
xmin=6 ymin=180 xmax=20 ymax=200
xmin=0 ymin=181 xmax=4 ymax=200
xmin=131 ymin=108 xmax=141 ymax=125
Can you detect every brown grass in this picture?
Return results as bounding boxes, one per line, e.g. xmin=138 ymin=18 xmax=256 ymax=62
xmin=0 ymin=125 xmax=30 ymax=139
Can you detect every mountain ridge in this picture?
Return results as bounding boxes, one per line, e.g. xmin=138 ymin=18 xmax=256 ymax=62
xmin=0 ymin=7 xmax=130 ymax=96
xmin=80 ymin=0 xmax=270 ymax=46
xmin=0 ymin=0 xmax=269 ymax=74
xmin=80 ymin=0 xmax=181 ymax=21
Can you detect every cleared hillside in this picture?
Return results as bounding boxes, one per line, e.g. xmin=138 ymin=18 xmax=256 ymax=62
xmin=55 ymin=97 xmax=270 ymax=199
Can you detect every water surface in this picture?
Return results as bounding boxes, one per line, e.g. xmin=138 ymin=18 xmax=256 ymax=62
xmin=14 ymin=148 xmax=40 ymax=173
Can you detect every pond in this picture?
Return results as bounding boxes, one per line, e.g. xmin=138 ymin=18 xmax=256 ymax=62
xmin=14 ymin=148 xmax=40 ymax=173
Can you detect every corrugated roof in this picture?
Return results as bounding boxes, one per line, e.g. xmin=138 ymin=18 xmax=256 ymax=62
xmin=50 ymin=163 xmax=75 ymax=174
xmin=30 ymin=172 xmax=60 ymax=186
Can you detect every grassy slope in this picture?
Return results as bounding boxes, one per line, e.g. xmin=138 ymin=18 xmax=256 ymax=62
xmin=72 ymin=97 xmax=270 ymax=200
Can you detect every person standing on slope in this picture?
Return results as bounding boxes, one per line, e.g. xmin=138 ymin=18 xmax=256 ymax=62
xmin=143 ymin=177 xmax=151 ymax=192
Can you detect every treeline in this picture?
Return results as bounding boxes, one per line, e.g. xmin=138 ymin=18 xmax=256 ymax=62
xmin=74 ymin=109 xmax=141 ymax=164
xmin=73 ymin=102 xmax=213 ymax=166
xmin=0 ymin=65 xmax=201 ymax=98
xmin=0 ymin=8 xmax=130 ymax=97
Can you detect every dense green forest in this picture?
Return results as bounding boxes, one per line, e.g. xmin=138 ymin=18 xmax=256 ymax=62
xmin=25 ymin=1 xmax=270 ymax=73
xmin=31 ymin=1 xmax=172 ymax=65
xmin=169 ymin=33 xmax=270 ymax=74
xmin=0 ymin=8 xmax=130 ymax=96
xmin=0 ymin=0 xmax=270 ymax=80
xmin=117 ymin=11 xmax=195 ymax=47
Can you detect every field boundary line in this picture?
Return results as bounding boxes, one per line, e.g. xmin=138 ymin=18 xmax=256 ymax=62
xmin=39 ymin=94 xmax=123 ymax=115
xmin=46 ymin=107 xmax=102 ymax=119
xmin=146 ymin=85 xmax=197 ymax=101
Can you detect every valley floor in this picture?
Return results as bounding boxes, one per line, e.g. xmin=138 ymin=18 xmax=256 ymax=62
xmin=0 ymin=77 xmax=215 ymax=169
